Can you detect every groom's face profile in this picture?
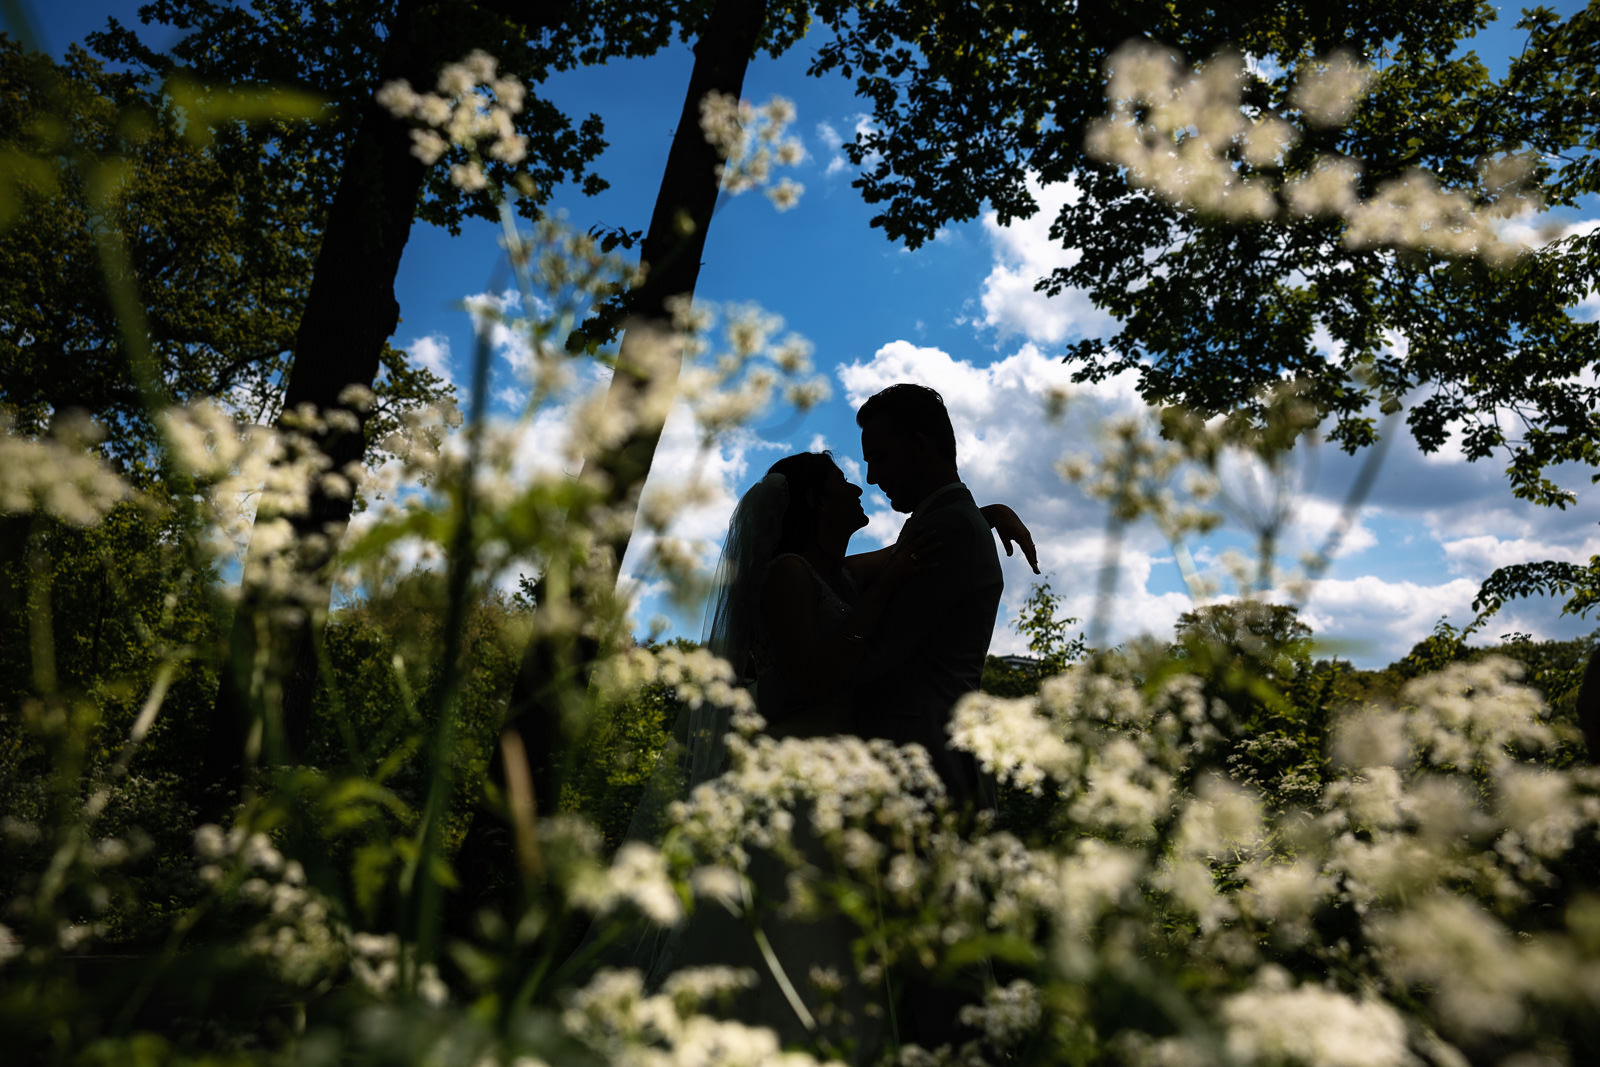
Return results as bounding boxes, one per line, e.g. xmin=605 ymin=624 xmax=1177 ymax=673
xmin=860 ymin=417 xmax=919 ymax=513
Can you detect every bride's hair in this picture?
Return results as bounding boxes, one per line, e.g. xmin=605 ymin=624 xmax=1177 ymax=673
xmin=766 ymin=451 xmax=840 ymax=556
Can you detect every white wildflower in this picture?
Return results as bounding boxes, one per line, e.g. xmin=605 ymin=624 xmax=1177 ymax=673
xmin=1331 ymin=707 xmax=1409 ymax=768
xmin=1290 ymin=51 xmax=1374 ymax=126
xmin=1496 ymin=766 xmax=1584 ymax=858
xmin=958 ymin=979 xmax=1041 ymax=1046
xmin=1373 ymin=893 xmax=1573 ymax=1038
xmin=690 ymin=866 xmax=745 ymax=912
xmin=449 ymin=160 xmax=488 ymax=192
xmin=765 ymin=176 xmax=803 ymax=211
xmin=489 ymin=132 xmax=528 ymax=164
xmin=1173 ymin=776 xmax=1264 ymax=858
xmin=1221 ymin=967 xmax=1411 ymax=1067
xmin=375 ymin=79 xmax=420 ymax=117
xmin=949 ymin=690 xmax=1078 ymax=794
xmin=415 ymin=93 xmax=452 ymax=127
xmin=1285 ymin=155 xmax=1362 ymax=217
xmin=660 ymin=965 xmax=757 ymax=1009
xmin=0 ymin=412 xmax=131 ymax=524
xmin=1240 ymin=858 xmax=1332 ymax=941
xmin=417 ymin=962 xmax=450 ymax=1007
xmin=570 ymin=842 xmax=682 ymax=926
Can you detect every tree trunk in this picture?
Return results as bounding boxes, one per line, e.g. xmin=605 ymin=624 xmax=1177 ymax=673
xmin=202 ymin=0 xmax=438 ymax=816
xmin=588 ymin=0 xmax=770 ymax=565
xmin=458 ymin=0 xmax=768 ymax=910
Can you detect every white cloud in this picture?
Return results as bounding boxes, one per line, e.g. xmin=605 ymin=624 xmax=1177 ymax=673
xmin=977 ymin=177 xmax=1118 ymax=345
xmin=816 ymin=120 xmax=849 ymax=177
xmin=1441 ymin=532 xmax=1600 ymax=575
xmin=406 ymin=334 xmax=455 ymax=389
xmin=461 ymin=288 xmax=555 ymax=382
xmin=1296 ymin=574 xmax=1482 ymax=661
xmin=816 ymin=113 xmax=880 ymax=179
xmin=1496 ymin=211 xmax=1600 ymax=257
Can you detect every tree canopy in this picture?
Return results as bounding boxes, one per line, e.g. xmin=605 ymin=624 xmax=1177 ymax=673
xmin=0 ymin=37 xmax=317 ymax=469
xmin=810 ymin=0 xmax=1600 ymax=511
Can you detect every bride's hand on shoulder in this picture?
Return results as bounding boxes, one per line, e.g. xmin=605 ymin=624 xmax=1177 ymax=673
xmin=981 ymin=503 xmax=1040 ymax=574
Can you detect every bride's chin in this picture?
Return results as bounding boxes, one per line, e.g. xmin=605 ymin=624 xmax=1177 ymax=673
xmin=851 ymin=514 xmax=869 ymax=532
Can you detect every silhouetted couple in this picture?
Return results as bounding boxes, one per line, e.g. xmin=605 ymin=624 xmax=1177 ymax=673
xmin=700 ymin=383 xmax=1034 ymax=1056
xmin=709 ymin=382 xmax=1032 ymax=808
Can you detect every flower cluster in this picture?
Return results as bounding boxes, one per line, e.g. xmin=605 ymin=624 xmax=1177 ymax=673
xmin=158 ymin=397 xmax=376 ymax=606
xmin=940 ymin=647 xmax=1600 ymax=1062
xmin=594 ymin=642 xmax=755 ymax=715
xmin=1086 ymin=42 xmax=1542 ymax=264
xmin=671 ymin=299 xmax=829 ymax=441
xmin=196 ymin=822 xmax=453 ymax=1000
xmin=1086 ymin=44 xmax=1284 ymax=221
xmin=563 ymin=966 xmax=836 ymax=1067
xmin=0 ymin=410 xmax=130 ymax=525
xmin=952 ymin=667 xmax=1222 ymax=835
xmin=669 ymin=732 xmax=948 ymax=871
xmin=376 ymin=49 xmax=527 ymax=192
xmin=698 ymin=91 xmax=807 ymax=210
xmin=1059 ymin=413 xmax=1219 ymax=538
xmin=1218 ymin=966 xmax=1411 ymax=1067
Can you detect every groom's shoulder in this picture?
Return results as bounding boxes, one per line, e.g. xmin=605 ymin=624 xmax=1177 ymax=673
xmin=925 ymin=484 xmax=984 ymax=525
xmin=921 ymin=482 xmax=978 ymax=512
xmin=918 ymin=485 xmax=991 ymax=548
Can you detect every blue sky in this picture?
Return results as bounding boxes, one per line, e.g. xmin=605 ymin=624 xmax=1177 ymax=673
xmin=31 ymin=1 xmax=1600 ymax=667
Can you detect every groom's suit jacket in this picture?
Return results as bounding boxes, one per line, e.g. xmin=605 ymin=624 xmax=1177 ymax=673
xmin=855 ymin=482 xmax=1002 ymax=810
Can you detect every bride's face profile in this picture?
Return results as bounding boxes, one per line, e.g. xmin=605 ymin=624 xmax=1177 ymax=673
xmin=813 ymin=467 xmax=869 ymax=540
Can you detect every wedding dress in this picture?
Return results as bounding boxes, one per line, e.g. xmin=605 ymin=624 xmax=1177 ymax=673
xmin=645 ymin=473 xmax=887 ymax=1062
xmin=749 ymin=552 xmax=856 ymax=738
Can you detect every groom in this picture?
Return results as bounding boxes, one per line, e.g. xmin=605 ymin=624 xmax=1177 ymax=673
xmin=851 ymin=384 xmax=1002 ymax=813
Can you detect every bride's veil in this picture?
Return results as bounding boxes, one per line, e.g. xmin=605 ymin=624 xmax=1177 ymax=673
xmin=593 ymin=473 xmax=789 ymax=981
xmin=691 ymin=471 xmax=789 ymax=782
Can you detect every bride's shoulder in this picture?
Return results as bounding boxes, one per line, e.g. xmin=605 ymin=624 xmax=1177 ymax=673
xmin=765 ymin=552 xmax=812 ymax=583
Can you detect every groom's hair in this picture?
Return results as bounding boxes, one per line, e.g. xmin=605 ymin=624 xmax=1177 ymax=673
xmin=856 ymin=383 xmax=956 ymax=463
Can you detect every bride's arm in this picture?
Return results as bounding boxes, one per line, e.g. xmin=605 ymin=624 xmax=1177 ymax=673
xmin=763 ymin=544 xmax=933 ymax=702
xmin=845 ymin=504 xmax=1038 ymax=588
xmin=843 ymin=545 xmax=894 ymax=589
xmin=979 ymin=503 xmax=1040 ymax=574
xmin=760 ymin=557 xmax=830 ymax=690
